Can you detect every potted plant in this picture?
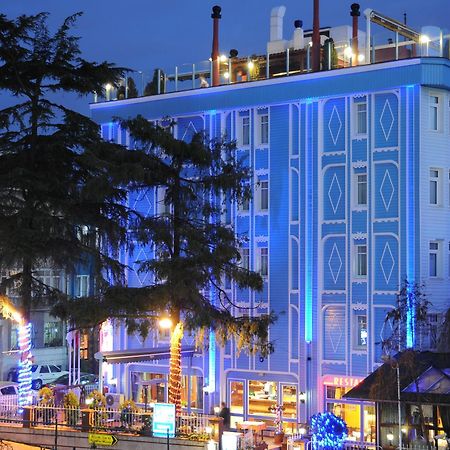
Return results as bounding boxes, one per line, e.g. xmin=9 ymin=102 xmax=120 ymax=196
xmin=119 ymin=399 xmax=138 ymax=429
xmin=63 ymin=391 xmax=80 ymax=426
xmin=38 ymin=387 xmax=55 ymax=425
xmin=270 ymin=404 xmax=285 ymax=444
xmin=86 ymin=390 xmax=107 ymax=428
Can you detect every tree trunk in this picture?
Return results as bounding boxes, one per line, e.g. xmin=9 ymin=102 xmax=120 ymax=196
xmin=168 ymin=321 xmax=183 ymax=416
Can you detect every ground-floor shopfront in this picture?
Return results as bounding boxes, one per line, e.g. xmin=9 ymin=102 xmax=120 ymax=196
xmin=225 ymin=371 xmax=302 ymax=432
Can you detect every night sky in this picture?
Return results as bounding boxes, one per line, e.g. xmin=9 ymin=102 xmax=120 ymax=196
xmin=2 ymin=0 xmax=449 ymax=114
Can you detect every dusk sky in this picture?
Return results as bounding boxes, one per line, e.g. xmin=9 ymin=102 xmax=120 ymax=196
xmin=2 ymin=0 xmax=450 ymax=114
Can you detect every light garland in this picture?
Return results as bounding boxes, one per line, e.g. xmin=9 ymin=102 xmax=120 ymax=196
xmin=310 ymin=412 xmax=348 ymax=450
xmin=168 ymin=322 xmax=183 ymax=416
xmin=0 ymin=296 xmax=33 ymax=408
xmin=18 ymin=322 xmax=33 ymax=408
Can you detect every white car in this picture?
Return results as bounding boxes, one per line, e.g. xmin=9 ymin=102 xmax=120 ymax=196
xmin=0 ymin=382 xmax=18 ymax=398
xmin=31 ymin=364 xmax=68 ymax=390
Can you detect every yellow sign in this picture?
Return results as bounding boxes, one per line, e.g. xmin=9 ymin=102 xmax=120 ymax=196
xmin=88 ymin=433 xmax=118 ymax=447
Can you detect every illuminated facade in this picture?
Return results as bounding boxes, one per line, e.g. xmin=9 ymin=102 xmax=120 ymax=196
xmin=91 ymin=56 xmax=450 ymax=437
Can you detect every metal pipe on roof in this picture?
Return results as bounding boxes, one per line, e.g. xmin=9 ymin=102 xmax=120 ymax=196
xmin=312 ymin=0 xmax=321 ymax=71
xmin=351 ymin=3 xmax=360 ymax=65
xmin=211 ymin=5 xmax=222 ymax=87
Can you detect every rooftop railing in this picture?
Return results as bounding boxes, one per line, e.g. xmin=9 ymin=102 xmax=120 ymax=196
xmin=95 ymin=31 xmax=449 ymax=103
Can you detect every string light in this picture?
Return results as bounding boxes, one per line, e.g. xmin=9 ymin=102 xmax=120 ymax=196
xmin=168 ymin=322 xmax=183 ymax=416
xmin=310 ymin=412 xmax=348 ymax=450
xmin=18 ymin=323 xmax=33 ymax=408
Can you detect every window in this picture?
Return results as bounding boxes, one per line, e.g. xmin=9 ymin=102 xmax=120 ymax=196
xmin=75 ymin=275 xmax=89 ymax=297
xmin=355 ymin=245 xmax=367 ymax=277
xmin=240 ymin=116 xmax=250 ymax=146
xmin=429 ymin=95 xmax=439 ymax=131
xmin=448 ymin=170 xmax=450 ymax=207
xmin=430 ymin=169 xmax=440 ymax=205
xmin=240 ymin=248 xmax=250 ymax=270
xmin=259 ymin=114 xmax=269 ymax=145
xmin=238 ymin=195 xmax=250 ymax=212
xmin=424 ymin=313 xmax=442 ymax=350
xmin=354 ymin=314 xmax=368 ymax=349
xmin=429 ymin=242 xmax=439 ymax=277
xmin=44 ymin=322 xmax=63 ymax=347
xmin=355 ymin=173 xmax=367 ymax=206
xmin=157 ymin=187 xmax=170 ymax=216
xmin=258 ymin=247 xmax=268 ymax=277
xmin=258 ymin=180 xmax=269 ymax=212
xmin=355 ymin=100 xmax=367 ymax=135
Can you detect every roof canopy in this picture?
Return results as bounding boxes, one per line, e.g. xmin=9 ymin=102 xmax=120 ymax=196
xmin=94 ymin=346 xmax=199 ymax=365
xmin=344 ymin=351 xmax=450 ymax=405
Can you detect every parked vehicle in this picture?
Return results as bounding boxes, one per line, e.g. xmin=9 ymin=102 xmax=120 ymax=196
xmin=0 ymin=382 xmax=18 ymax=398
xmin=47 ymin=373 xmax=98 ymax=390
xmin=31 ymin=364 xmax=68 ymax=390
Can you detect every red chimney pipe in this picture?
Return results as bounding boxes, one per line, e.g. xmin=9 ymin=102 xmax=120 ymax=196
xmin=350 ymin=3 xmax=360 ymax=65
xmin=312 ymin=0 xmax=320 ymax=71
xmin=211 ymin=5 xmax=222 ymax=87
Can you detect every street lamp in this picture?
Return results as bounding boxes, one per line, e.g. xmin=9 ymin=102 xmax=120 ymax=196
xmin=386 ymin=432 xmax=394 ymax=447
xmin=159 ymin=316 xmax=173 ymax=330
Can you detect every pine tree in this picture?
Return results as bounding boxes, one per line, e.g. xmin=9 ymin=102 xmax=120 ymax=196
xmin=127 ymin=77 xmax=138 ymax=98
xmin=0 ymin=12 xmax=131 ymax=322
xmin=58 ymin=116 xmax=276 ymax=414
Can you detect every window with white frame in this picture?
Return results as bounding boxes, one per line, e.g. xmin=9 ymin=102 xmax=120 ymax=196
xmin=44 ymin=321 xmax=63 ymax=347
xmin=75 ymin=275 xmax=89 ymax=297
xmin=258 ymin=247 xmax=268 ymax=277
xmin=157 ymin=186 xmax=171 ymax=216
xmin=448 ymin=242 xmax=450 ymax=277
xmin=257 ymin=180 xmax=269 ymax=212
xmin=429 ymin=169 xmax=440 ymax=205
xmin=354 ymin=244 xmax=367 ymax=277
xmin=259 ymin=114 xmax=269 ymax=145
xmin=429 ymin=95 xmax=439 ymax=131
xmin=238 ymin=190 xmax=250 ymax=213
xmin=36 ymin=269 xmax=61 ymax=291
xmin=354 ymin=98 xmax=367 ymax=136
xmin=429 ymin=241 xmax=440 ymax=277
xmin=240 ymin=248 xmax=250 ymax=270
xmin=353 ymin=313 xmax=368 ymax=349
xmin=239 ymin=115 xmax=250 ymax=146
xmin=354 ymin=172 xmax=367 ymax=206
xmin=448 ymin=170 xmax=450 ymax=207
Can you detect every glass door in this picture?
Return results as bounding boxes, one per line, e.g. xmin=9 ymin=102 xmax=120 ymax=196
xmin=281 ymin=384 xmax=298 ymax=433
xmin=229 ymin=379 xmax=245 ymax=429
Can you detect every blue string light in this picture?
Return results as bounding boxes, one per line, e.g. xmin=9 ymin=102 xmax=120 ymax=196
xmin=310 ymin=412 xmax=348 ymax=450
xmin=17 ymin=323 xmax=33 ymax=408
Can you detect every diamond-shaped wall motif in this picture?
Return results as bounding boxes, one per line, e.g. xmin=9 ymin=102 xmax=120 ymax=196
xmin=380 ymin=169 xmax=395 ymax=211
xmin=380 ymin=99 xmax=395 ymax=141
xmin=133 ymin=247 xmax=152 ymax=286
xmin=380 ymin=242 xmax=395 ymax=284
xmin=328 ymin=173 xmax=342 ymax=214
xmin=327 ymin=311 xmax=343 ymax=353
xmin=131 ymin=191 xmax=153 ymax=217
xmin=328 ymin=243 xmax=343 ymax=284
xmin=328 ymin=105 xmax=342 ymax=146
xmin=182 ymin=121 xmax=198 ymax=141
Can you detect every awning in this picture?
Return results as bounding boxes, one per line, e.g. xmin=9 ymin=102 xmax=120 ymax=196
xmin=94 ymin=346 xmax=200 ymax=365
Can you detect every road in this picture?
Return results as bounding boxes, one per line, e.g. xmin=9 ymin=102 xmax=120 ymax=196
xmin=2 ymin=442 xmax=40 ymax=450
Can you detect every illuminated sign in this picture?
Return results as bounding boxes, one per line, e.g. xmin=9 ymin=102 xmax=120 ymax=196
xmin=322 ymin=375 xmax=363 ymax=388
xmin=153 ymin=403 xmax=176 ymax=438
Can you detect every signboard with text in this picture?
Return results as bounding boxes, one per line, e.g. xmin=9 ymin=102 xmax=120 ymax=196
xmin=152 ymin=402 xmax=176 ymax=438
xmin=88 ymin=433 xmax=118 ymax=447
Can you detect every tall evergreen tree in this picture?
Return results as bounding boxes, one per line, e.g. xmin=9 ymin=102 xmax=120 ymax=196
xmin=0 ymin=12 xmax=131 ymax=322
xmin=58 ymin=116 xmax=275 ymax=414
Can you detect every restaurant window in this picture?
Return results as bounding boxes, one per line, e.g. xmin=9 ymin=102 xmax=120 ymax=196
xmin=230 ymin=380 xmax=244 ymax=415
xmin=325 ymin=386 xmax=362 ymax=442
xmin=248 ymin=380 xmax=277 ymax=417
xmin=282 ymin=385 xmax=297 ymax=418
xmin=181 ymin=375 xmax=203 ymax=410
